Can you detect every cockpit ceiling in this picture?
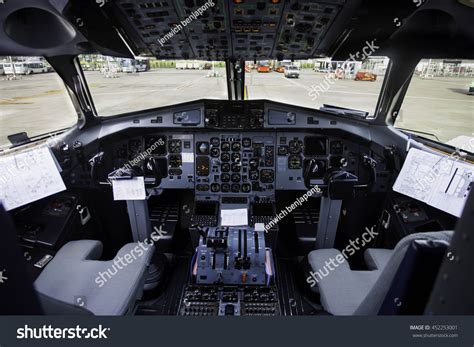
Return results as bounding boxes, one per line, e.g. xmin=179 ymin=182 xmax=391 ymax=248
xmin=110 ymin=0 xmax=347 ymax=61
xmin=0 ymin=0 xmax=472 ymax=60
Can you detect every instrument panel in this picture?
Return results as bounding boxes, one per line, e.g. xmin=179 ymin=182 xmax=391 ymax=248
xmin=106 ymin=131 xmax=370 ymax=194
xmin=276 ymin=133 xmax=363 ymax=190
xmin=195 ymin=133 xmax=275 ymax=195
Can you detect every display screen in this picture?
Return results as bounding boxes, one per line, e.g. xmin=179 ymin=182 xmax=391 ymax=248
xmin=194 ymin=202 xmax=218 ymax=216
xmin=252 ymin=203 xmax=274 ymax=216
xmin=304 ymin=137 xmax=327 ymax=156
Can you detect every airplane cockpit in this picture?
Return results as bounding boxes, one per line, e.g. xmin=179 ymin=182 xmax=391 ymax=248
xmin=0 ymin=0 xmax=473 ymax=323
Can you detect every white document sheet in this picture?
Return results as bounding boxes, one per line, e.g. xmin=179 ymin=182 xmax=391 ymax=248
xmin=393 ymin=148 xmax=473 ymax=217
xmin=112 ymin=177 xmax=146 ymax=200
xmin=0 ymin=147 xmax=66 ymax=211
xmin=181 ymin=152 xmax=194 ymax=163
xmin=220 ymin=208 xmax=248 ymax=226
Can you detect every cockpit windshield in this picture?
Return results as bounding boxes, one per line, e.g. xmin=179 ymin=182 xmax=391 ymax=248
xmin=79 ymin=55 xmax=227 ymax=117
xmin=77 ymin=55 xmax=389 ymax=118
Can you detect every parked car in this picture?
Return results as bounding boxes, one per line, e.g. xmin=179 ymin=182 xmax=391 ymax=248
xmin=355 ymin=71 xmax=377 ymax=81
xmin=275 ymin=66 xmax=285 ymax=73
xmin=257 ymin=64 xmax=271 ymax=73
xmin=284 ymin=65 xmax=300 ymax=78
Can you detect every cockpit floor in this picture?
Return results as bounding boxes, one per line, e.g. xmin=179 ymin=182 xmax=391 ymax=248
xmin=135 ymin=255 xmax=323 ymax=316
xmin=136 ymin=256 xmax=191 ymax=315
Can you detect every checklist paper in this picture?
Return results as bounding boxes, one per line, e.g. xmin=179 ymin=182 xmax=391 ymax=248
xmin=220 ymin=208 xmax=248 ymax=226
xmin=393 ymin=148 xmax=473 ymax=217
xmin=112 ymin=177 xmax=146 ymax=200
xmin=0 ymin=147 xmax=66 ymax=211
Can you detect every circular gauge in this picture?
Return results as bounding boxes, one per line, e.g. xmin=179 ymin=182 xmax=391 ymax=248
xmin=288 ymin=155 xmax=302 ymax=169
xmin=210 ymin=137 xmax=220 ymax=146
xmin=249 ymin=171 xmax=259 ymax=180
xmin=221 ymin=153 xmax=231 ymax=162
xmin=231 ymin=163 xmax=241 ymax=172
xmin=211 ymin=148 xmax=220 ymax=157
xmin=231 ymin=173 xmax=241 ymax=182
xmin=221 ymin=163 xmax=231 ymax=172
xmin=278 ymin=146 xmax=289 ymax=156
xmin=242 ymin=183 xmax=251 ymax=193
xmin=221 ymin=173 xmax=231 ymax=182
xmin=231 ymin=141 xmax=241 ymax=152
xmin=289 ymin=140 xmax=303 ymax=154
xmin=249 ymin=158 xmax=259 ymax=170
xmin=221 ymin=141 xmax=231 ymax=151
xmin=242 ymin=138 xmax=252 ymax=147
xmin=231 ymin=152 xmax=241 ymax=163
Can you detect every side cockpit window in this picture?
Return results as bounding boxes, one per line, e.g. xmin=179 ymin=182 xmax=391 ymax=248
xmin=0 ymin=56 xmax=77 ymax=149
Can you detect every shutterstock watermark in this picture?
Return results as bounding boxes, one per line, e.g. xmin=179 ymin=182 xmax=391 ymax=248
xmin=264 ymin=185 xmax=322 ymax=232
xmin=309 ymin=39 xmax=380 ymax=101
xmin=95 ymin=225 xmax=167 ymax=287
xmin=96 ymin=0 xmax=107 ymax=7
xmin=415 ymin=138 xmax=474 ymax=191
xmin=306 ymin=224 xmax=379 ymax=287
xmin=158 ymin=0 xmax=215 ymax=46
xmin=17 ymin=325 xmax=110 ymax=339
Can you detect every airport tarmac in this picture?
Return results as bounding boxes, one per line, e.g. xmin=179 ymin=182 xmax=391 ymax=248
xmin=1 ymin=68 xmax=473 ymax=148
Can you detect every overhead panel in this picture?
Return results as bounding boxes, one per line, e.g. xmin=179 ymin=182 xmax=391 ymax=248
xmin=176 ymin=0 xmax=231 ymax=61
xmin=112 ymin=0 xmax=346 ymax=60
xmin=274 ymin=0 xmax=345 ymax=60
xmin=229 ymin=0 xmax=284 ymax=60
xmin=116 ymin=1 xmax=195 ymax=59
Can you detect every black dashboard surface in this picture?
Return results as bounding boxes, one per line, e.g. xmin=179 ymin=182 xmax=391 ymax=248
xmin=58 ymin=100 xmax=391 ymax=196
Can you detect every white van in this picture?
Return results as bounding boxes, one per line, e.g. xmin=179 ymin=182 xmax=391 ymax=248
xmin=121 ymin=59 xmax=150 ymax=73
xmin=3 ymin=63 xmax=25 ymax=75
xmin=3 ymin=61 xmax=48 ymax=75
xmin=25 ymin=61 xmax=49 ymax=73
xmin=284 ymin=65 xmax=300 ymax=78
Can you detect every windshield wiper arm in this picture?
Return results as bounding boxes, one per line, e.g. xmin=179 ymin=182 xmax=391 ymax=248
xmin=1 ymin=128 xmax=69 ymax=151
xmin=396 ymin=128 xmax=440 ymax=142
xmin=319 ymin=104 xmax=369 ymax=119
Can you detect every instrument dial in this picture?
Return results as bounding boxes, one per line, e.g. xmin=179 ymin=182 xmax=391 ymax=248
xmin=221 ymin=141 xmax=231 ymax=151
xmin=221 ymin=153 xmax=231 ymax=162
xmin=231 ymin=141 xmax=241 ymax=152
xmin=289 ymin=140 xmax=303 ymax=154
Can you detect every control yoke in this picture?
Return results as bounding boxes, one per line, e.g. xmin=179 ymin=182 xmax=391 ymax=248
xmin=304 ymin=155 xmax=377 ymax=195
xmin=145 ymin=157 xmax=164 ymax=187
xmin=324 ymin=170 xmax=358 ymax=200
